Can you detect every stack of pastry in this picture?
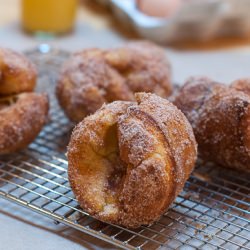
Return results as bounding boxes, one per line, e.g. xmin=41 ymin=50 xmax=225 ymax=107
xmin=60 ymin=42 xmax=249 ymax=228
xmin=66 ymin=75 xmax=250 ymax=228
xmin=0 ymin=48 xmax=49 ymax=155
xmin=30 ymin=40 xmax=249 ymax=228
xmin=3 ymin=41 xmax=249 ymax=229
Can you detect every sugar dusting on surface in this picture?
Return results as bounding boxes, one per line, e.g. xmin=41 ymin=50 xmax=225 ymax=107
xmin=56 ymin=41 xmax=172 ymax=122
xmin=68 ymin=92 xmax=197 ymax=228
xmin=99 ymin=204 xmax=118 ymax=216
xmin=174 ymin=76 xmax=250 ymax=170
xmin=0 ymin=48 xmax=37 ymax=95
xmin=134 ymin=93 xmax=197 ymax=186
xmin=0 ymin=93 xmax=48 ymax=153
xmin=118 ymin=114 xmax=156 ymax=166
xmin=0 ymin=48 xmax=36 ymax=77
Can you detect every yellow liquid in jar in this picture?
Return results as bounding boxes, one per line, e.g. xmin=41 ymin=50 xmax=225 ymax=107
xmin=21 ymin=0 xmax=77 ymax=34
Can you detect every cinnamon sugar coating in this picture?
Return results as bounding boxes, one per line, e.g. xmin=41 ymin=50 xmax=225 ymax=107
xmin=68 ymin=93 xmax=197 ymax=228
xmin=0 ymin=93 xmax=49 ymax=154
xmin=56 ymin=41 xmax=172 ymax=122
xmin=0 ymin=48 xmax=37 ymax=96
xmin=174 ymin=76 xmax=250 ymax=171
xmin=0 ymin=47 xmax=49 ymax=154
xmin=231 ymin=78 xmax=250 ymax=96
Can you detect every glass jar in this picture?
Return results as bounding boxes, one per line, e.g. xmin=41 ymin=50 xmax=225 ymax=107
xmin=21 ymin=0 xmax=78 ymax=35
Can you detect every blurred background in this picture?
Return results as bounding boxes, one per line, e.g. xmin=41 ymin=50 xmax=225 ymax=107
xmin=0 ymin=0 xmax=250 ymax=84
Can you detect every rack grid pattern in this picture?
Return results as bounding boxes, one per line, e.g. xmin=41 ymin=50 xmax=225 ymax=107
xmin=0 ymin=48 xmax=249 ymax=250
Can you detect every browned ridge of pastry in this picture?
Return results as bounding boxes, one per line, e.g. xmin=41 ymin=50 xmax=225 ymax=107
xmin=68 ymin=93 xmax=197 ymax=228
xmin=231 ymin=78 xmax=250 ymax=96
xmin=56 ymin=41 xmax=172 ymax=122
xmin=0 ymin=47 xmax=49 ymax=154
xmin=173 ymin=76 xmax=250 ymax=171
xmin=0 ymin=48 xmax=37 ymax=96
xmin=0 ymin=93 xmax=49 ymax=155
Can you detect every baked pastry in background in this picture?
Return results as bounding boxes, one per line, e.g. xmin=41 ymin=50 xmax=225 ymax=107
xmin=231 ymin=78 xmax=250 ymax=96
xmin=0 ymin=93 xmax=49 ymax=155
xmin=173 ymin=76 xmax=250 ymax=171
xmin=137 ymin=0 xmax=182 ymax=18
xmin=0 ymin=48 xmax=49 ymax=155
xmin=56 ymin=41 xmax=172 ymax=122
xmin=68 ymin=93 xmax=197 ymax=228
xmin=0 ymin=48 xmax=37 ymax=96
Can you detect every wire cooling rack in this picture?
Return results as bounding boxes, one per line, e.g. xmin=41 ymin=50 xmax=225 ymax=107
xmin=0 ymin=46 xmax=249 ymax=250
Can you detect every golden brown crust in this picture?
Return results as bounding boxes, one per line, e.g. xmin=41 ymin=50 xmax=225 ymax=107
xmin=0 ymin=48 xmax=37 ymax=96
xmin=104 ymin=41 xmax=172 ymax=96
xmin=174 ymin=76 xmax=250 ymax=171
xmin=56 ymin=41 xmax=172 ymax=122
xmin=230 ymin=78 xmax=250 ymax=96
xmin=0 ymin=93 xmax=49 ymax=154
xmin=68 ymin=93 xmax=197 ymax=228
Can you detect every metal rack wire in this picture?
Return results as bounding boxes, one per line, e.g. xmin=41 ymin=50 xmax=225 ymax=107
xmin=0 ymin=47 xmax=249 ymax=250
